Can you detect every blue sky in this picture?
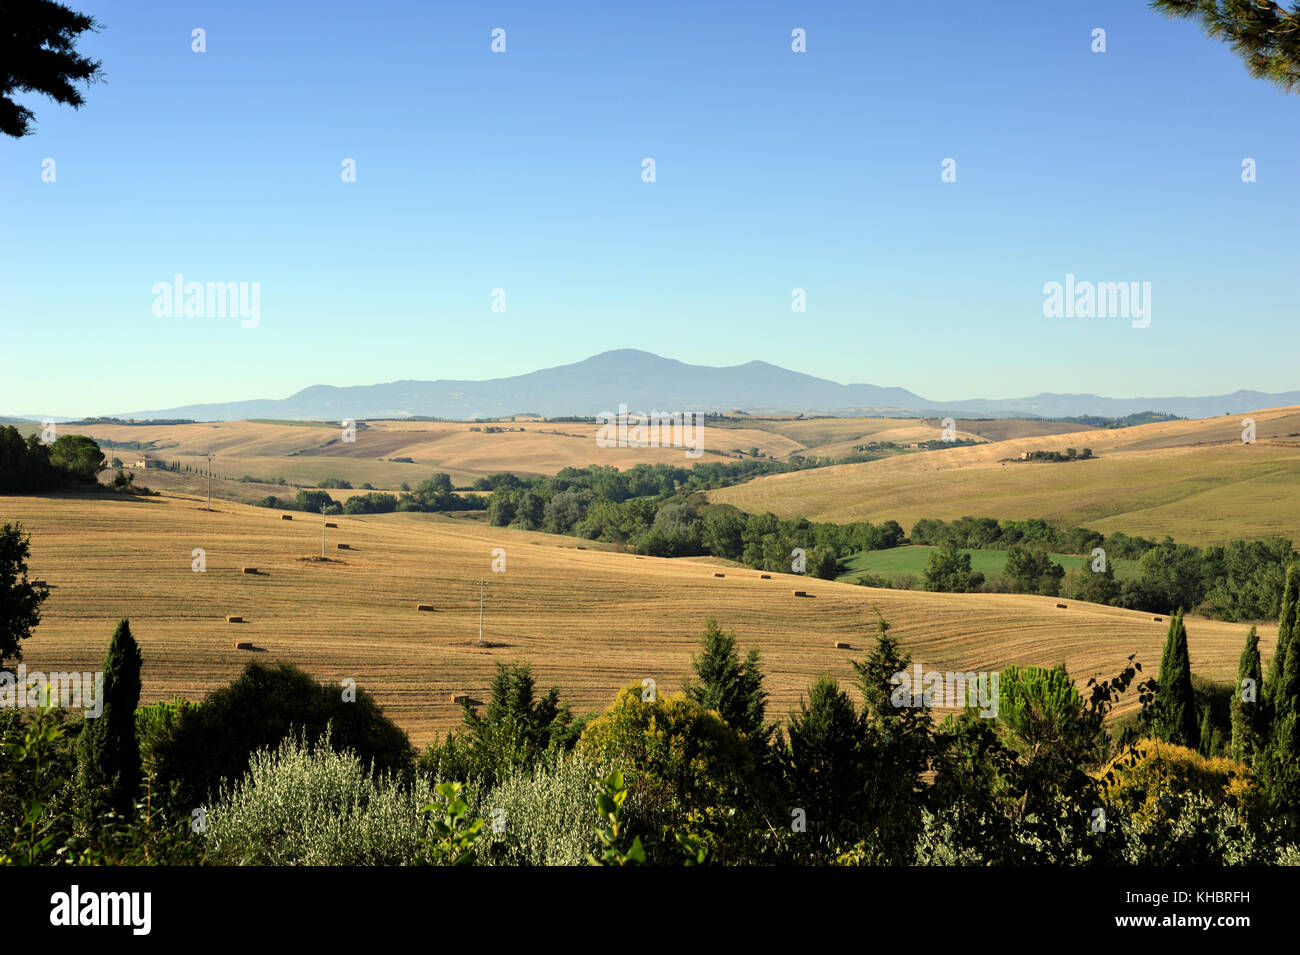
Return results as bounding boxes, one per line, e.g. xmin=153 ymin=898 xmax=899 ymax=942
xmin=1 ymin=0 xmax=1297 ymax=416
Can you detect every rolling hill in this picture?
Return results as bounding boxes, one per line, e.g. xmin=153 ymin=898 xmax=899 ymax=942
xmin=2 ymin=489 xmax=1274 ymax=746
xmin=710 ymin=406 xmax=1300 ymax=546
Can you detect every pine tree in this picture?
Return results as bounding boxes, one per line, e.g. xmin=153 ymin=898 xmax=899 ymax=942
xmin=851 ymin=610 xmax=932 ymax=863
xmin=1151 ymin=1 xmax=1300 ymax=94
xmin=682 ymin=619 xmax=773 ymax=759
xmin=1231 ymin=626 xmax=1264 ymax=763
xmin=780 ymin=676 xmax=872 ymax=858
xmin=76 ymin=618 xmax=143 ymax=819
xmin=1151 ymin=610 xmax=1199 ymax=749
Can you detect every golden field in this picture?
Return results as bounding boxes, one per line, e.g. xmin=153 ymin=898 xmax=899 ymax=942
xmin=42 ymin=413 xmax=1076 ymax=495
xmin=1 ymin=490 xmax=1274 ymax=748
xmin=711 ymin=406 xmax=1300 ymax=546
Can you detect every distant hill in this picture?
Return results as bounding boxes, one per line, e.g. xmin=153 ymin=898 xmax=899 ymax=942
xmin=106 ymin=349 xmax=1300 ymax=422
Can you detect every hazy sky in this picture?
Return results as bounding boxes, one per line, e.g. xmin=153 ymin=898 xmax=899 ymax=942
xmin=2 ymin=0 xmax=1297 ymax=416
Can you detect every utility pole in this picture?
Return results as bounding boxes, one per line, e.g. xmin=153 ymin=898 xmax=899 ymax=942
xmin=205 ymin=453 xmax=213 ymax=510
xmin=321 ymin=505 xmax=327 ymax=558
xmin=478 ymin=578 xmax=488 ymax=647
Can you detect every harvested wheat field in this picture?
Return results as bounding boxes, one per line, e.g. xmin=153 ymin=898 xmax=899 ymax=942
xmin=711 ymin=406 xmax=1300 ymax=546
xmin=1 ymin=491 xmax=1275 ymax=747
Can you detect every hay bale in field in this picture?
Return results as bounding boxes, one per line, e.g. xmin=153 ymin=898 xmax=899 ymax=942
xmin=760 ymin=574 xmax=771 ymax=579
xmin=793 ymin=590 xmax=806 ymax=597
xmin=234 ymin=641 xmax=253 ymax=650
xmin=1153 ymin=616 xmax=1163 ymax=622
xmin=834 ymin=641 xmax=852 ymax=650
xmin=226 ymin=615 xmax=243 ymax=623
xmin=32 ymin=579 xmax=47 ymax=587
xmin=241 ymin=567 xmax=259 ymax=575
xmin=450 ymin=694 xmax=483 ymax=707
xmin=1055 ymin=603 xmax=1067 ymax=609
xmin=325 ymin=522 xmax=338 ymax=528
xmin=714 ymin=573 xmax=725 ymax=578
xmin=337 ymin=543 xmax=350 ymax=550
xmin=576 ymin=545 xmax=586 ymax=550
xmin=281 ymin=514 xmax=293 ymax=520
xmin=416 ymin=604 xmax=436 ymax=612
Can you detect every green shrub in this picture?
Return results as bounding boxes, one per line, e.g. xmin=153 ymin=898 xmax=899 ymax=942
xmin=476 ymin=752 xmax=612 ymax=866
xmin=153 ymin=660 xmax=413 ymax=807
xmin=204 ymin=733 xmax=431 ymax=865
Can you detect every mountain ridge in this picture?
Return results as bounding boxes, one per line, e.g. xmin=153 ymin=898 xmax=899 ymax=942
xmin=40 ymin=349 xmax=1300 ymax=422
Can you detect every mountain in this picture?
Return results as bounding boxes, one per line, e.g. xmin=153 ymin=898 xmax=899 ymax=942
xmin=111 ymin=350 xmax=1300 ymax=422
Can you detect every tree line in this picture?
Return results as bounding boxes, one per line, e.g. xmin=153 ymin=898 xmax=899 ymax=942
xmin=255 ymin=474 xmax=486 ymax=515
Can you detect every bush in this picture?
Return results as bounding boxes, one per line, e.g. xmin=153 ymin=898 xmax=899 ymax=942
xmin=1097 ymin=738 xmax=1259 ymax=829
xmin=205 ymin=733 xmax=432 ymax=865
xmin=152 ymin=661 xmax=414 ymax=807
xmin=577 ymin=683 xmax=762 ymax=863
xmin=476 ymin=752 xmax=613 ymax=866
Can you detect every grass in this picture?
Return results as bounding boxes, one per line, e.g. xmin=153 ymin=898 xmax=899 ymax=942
xmin=711 ymin=406 xmax=1300 ymax=546
xmin=2 ymin=489 xmax=1273 ymax=747
xmin=47 ymin=414 xmax=1112 ymax=497
xmin=836 ymin=545 xmax=1138 ymax=583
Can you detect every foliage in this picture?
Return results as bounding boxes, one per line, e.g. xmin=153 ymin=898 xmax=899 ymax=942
xmin=1003 ymin=543 xmax=1066 ymax=596
xmin=1151 ymin=0 xmax=1300 ymax=93
xmin=75 ymin=619 xmax=143 ymax=820
xmin=0 ymin=522 xmax=49 ymax=664
xmin=587 ymin=770 xmax=645 ymax=865
xmin=922 ymin=539 xmax=985 ymax=592
xmin=0 ymin=706 xmax=74 ymax=864
xmin=0 ymin=0 xmax=104 ymax=138
xmin=476 ymin=752 xmax=611 ymax=866
xmin=681 ymin=619 xmax=773 ymax=764
xmin=205 ymin=733 xmax=431 ymax=865
xmin=1151 ymin=611 xmax=1200 ymax=749
xmin=152 ymin=660 xmax=413 ymax=808
xmin=779 ymin=676 xmax=874 ymax=861
xmin=419 ymin=781 xmax=484 ymax=866
xmin=47 ymin=434 xmax=104 ymax=482
xmin=577 ymin=683 xmax=761 ymax=863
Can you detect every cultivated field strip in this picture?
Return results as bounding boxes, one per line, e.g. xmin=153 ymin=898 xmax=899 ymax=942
xmin=2 ymin=493 xmax=1274 ymax=746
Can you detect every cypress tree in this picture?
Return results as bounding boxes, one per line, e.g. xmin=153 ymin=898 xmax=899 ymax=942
xmin=1265 ymin=564 xmax=1299 ymax=709
xmin=1231 ymin=626 xmax=1263 ymax=764
xmin=76 ymin=618 xmax=143 ymax=818
xmin=1198 ymin=705 xmax=1215 ymax=758
xmin=1151 ymin=610 xmax=1199 ymax=749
